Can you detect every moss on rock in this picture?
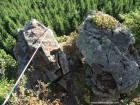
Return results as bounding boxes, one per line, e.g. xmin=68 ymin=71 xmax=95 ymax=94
xmin=91 ymin=14 xmax=118 ymax=30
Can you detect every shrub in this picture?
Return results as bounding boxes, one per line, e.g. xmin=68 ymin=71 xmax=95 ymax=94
xmin=120 ymin=10 xmax=140 ymax=49
xmin=0 ymin=49 xmax=17 ymax=79
xmin=0 ymin=78 xmax=14 ymax=104
xmin=10 ymin=80 xmax=62 ymax=105
xmin=91 ymin=14 xmax=118 ymax=30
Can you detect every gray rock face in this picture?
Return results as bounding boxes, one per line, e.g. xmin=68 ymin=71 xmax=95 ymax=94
xmin=13 ymin=19 xmax=69 ymax=83
xmin=76 ymin=11 xmax=140 ymax=98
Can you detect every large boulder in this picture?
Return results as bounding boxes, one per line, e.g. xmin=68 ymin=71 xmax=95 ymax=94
xmin=13 ymin=19 xmax=69 ymax=83
xmin=76 ymin=11 xmax=140 ymax=99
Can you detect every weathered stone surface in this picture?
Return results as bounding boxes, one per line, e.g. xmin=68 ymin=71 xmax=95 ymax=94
xmin=76 ymin=11 xmax=140 ymax=99
xmin=13 ymin=19 xmax=69 ymax=83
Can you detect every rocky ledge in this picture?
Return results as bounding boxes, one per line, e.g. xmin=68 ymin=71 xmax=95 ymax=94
xmin=76 ymin=11 xmax=140 ymax=100
xmin=13 ymin=11 xmax=140 ymax=104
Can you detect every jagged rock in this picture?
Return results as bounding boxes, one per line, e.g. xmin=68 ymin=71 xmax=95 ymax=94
xmin=13 ymin=19 xmax=69 ymax=83
xmin=76 ymin=11 xmax=140 ymax=99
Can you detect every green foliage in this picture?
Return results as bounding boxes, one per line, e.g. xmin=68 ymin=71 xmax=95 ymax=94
xmin=0 ymin=49 xmax=17 ymax=79
xmin=91 ymin=14 xmax=118 ymax=29
xmin=0 ymin=0 xmax=139 ymax=57
xmin=120 ymin=10 xmax=140 ymax=48
xmin=0 ymin=78 xmax=14 ymax=104
xmin=57 ymin=35 xmax=70 ymax=43
xmin=83 ymin=93 xmax=90 ymax=104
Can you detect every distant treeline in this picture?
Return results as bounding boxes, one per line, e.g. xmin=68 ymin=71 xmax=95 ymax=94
xmin=0 ymin=0 xmax=140 ymax=78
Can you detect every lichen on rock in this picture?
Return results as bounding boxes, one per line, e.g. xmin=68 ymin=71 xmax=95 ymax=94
xmin=91 ymin=11 xmax=118 ymax=30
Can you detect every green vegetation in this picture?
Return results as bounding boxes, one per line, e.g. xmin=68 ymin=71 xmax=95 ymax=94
xmin=0 ymin=49 xmax=17 ymax=80
xmin=10 ymin=79 xmax=61 ymax=105
xmin=0 ymin=0 xmax=139 ymax=57
xmin=0 ymin=78 xmax=14 ymax=104
xmin=0 ymin=0 xmax=140 ymax=104
xmin=120 ymin=10 xmax=140 ymax=48
xmin=91 ymin=14 xmax=118 ymax=29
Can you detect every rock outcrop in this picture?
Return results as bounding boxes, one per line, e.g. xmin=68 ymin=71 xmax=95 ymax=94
xmin=13 ymin=11 xmax=140 ymax=104
xmin=13 ymin=19 xmax=69 ymax=83
xmin=76 ymin=11 xmax=140 ymax=100
xmin=13 ymin=19 xmax=82 ymax=105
